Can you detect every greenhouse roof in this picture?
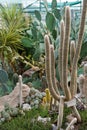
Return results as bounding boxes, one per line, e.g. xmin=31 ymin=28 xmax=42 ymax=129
xmin=23 ymin=0 xmax=82 ymax=13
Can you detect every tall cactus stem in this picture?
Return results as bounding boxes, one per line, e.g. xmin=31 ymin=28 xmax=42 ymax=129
xmin=70 ymin=41 xmax=77 ymax=95
xmin=44 ymin=35 xmax=65 ymax=101
xmin=50 ymin=45 xmax=60 ymax=95
xmin=66 ymin=118 xmax=77 ymax=130
xmin=70 ymin=0 xmax=87 ymax=98
xmin=84 ymin=64 xmax=87 ymax=76
xmin=57 ymin=96 xmax=64 ymax=129
xmin=59 ymin=20 xmax=64 ymax=87
xmin=72 ymin=106 xmax=81 ymax=122
xmin=79 ymin=74 xmax=85 ymax=96
xmin=62 ymin=6 xmax=71 ymax=100
xmin=84 ymin=64 xmax=87 ymax=105
xmin=70 ymin=40 xmax=76 ymax=68
xmin=19 ymin=75 xmax=22 ymax=108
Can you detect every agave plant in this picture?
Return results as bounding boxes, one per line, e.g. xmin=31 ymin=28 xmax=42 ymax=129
xmin=0 ymin=4 xmax=27 ymax=71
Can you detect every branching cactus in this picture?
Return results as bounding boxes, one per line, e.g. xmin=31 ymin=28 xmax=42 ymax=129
xmin=62 ymin=6 xmax=71 ymax=101
xmin=44 ymin=0 xmax=87 ymax=128
xmin=70 ymin=0 xmax=87 ymax=98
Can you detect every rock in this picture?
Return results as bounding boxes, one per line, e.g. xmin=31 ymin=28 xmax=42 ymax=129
xmin=22 ymin=103 xmax=31 ymax=111
xmin=37 ymin=116 xmax=51 ymax=123
xmin=22 ymin=84 xmax=30 ymax=98
xmin=0 ymin=118 xmax=5 ymax=122
xmin=66 ymin=114 xmax=75 ymax=123
xmin=0 ymin=83 xmax=30 ymax=112
xmin=22 ymin=67 xmax=39 ymax=77
xmin=52 ymin=124 xmax=57 ymax=130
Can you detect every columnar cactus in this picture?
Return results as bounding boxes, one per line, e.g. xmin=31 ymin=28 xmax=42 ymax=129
xmin=79 ymin=74 xmax=85 ymax=96
xmin=57 ymin=96 xmax=64 ymax=129
xmin=44 ymin=35 xmax=62 ymax=101
xmin=70 ymin=40 xmax=76 ymax=69
xmin=59 ymin=20 xmax=64 ymax=88
xmin=70 ymin=41 xmax=77 ymax=94
xmin=62 ymin=6 xmax=71 ymax=101
xmin=44 ymin=0 xmax=87 ymax=128
xmin=50 ymin=45 xmax=60 ymax=95
xmin=19 ymin=75 xmax=22 ymax=108
xmin=84 ymin=64 xmax=87 ymax=104
xmin=70 ymin=0 xmax=87 ymax=98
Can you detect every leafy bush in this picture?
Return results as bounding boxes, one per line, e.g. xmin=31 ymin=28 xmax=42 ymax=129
xmin=0 ymin=107 xmax=52 ymax=130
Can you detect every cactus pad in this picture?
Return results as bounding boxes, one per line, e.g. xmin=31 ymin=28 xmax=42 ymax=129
xmin=0 ymin=69 xmax=8 ymax=83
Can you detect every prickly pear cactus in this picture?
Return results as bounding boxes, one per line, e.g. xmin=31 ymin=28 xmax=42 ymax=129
xmin=0 ymin=67 xmax=8 ymax=94
xmin=0 ymin=68 xmax=8 ymax=83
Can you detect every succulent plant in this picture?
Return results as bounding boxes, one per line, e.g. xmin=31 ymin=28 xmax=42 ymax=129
xmin=0 ymin=68 xmax=8 ymax=93
xmin=10 ymin=107 xmax=19 ymax=117
xmin=0 ymin=69 xmax=8 ymax=83
xmin=1 ymin=111 xmax=11 ymax=121
xmin=44 ymin=0 xmax=87 ymax=128
xmin=4 ymin=103 xmax=10 ymax=111
xmin=34 ymin=100 xmax=39 ymax=105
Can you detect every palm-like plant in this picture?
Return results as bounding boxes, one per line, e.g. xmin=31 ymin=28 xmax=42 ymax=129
xmin=0 ymin=4 xmax=27 ymax=70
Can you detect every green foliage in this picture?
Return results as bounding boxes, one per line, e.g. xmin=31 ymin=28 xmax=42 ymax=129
xmin=46 ymin=12 xmax=56 ymax=31
xmin=39 ymin=106 xmax=49 ymax=118
xmin=71 ymin=19 xmax=87 ymax=62
xmin=80 ymin=41 xmax=87 ymax=61
xmin=78 ymin=110 xmax=87 ymax=130
xmin=0 ymin=4 xmax=28 ymax=71
xmin=53 ymin=8 xmax=61 ymax=20
xmin=77 ymin=67 xmax=84 ymax=76
xmin=35 ymin=10 xmax=41 ymax=21
xmin=51 ymin=0 xmax=57 ymax=10
xmin=0 ymin=68 xmax=9 ymax=95
xmin=21 ymin=37 xmax=34 ymax=48
xmin=12 ymin=73 xmax=19 ymax=85
xmin=0 ymin=69 xmax=8 ymax=83
xmin=32 ymin=79 xmax=42 ymax=89
xmin=0 ymin=107 xmax=52 ymax=130
xmin=22 ymin=0 xmax=62 ymax=64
